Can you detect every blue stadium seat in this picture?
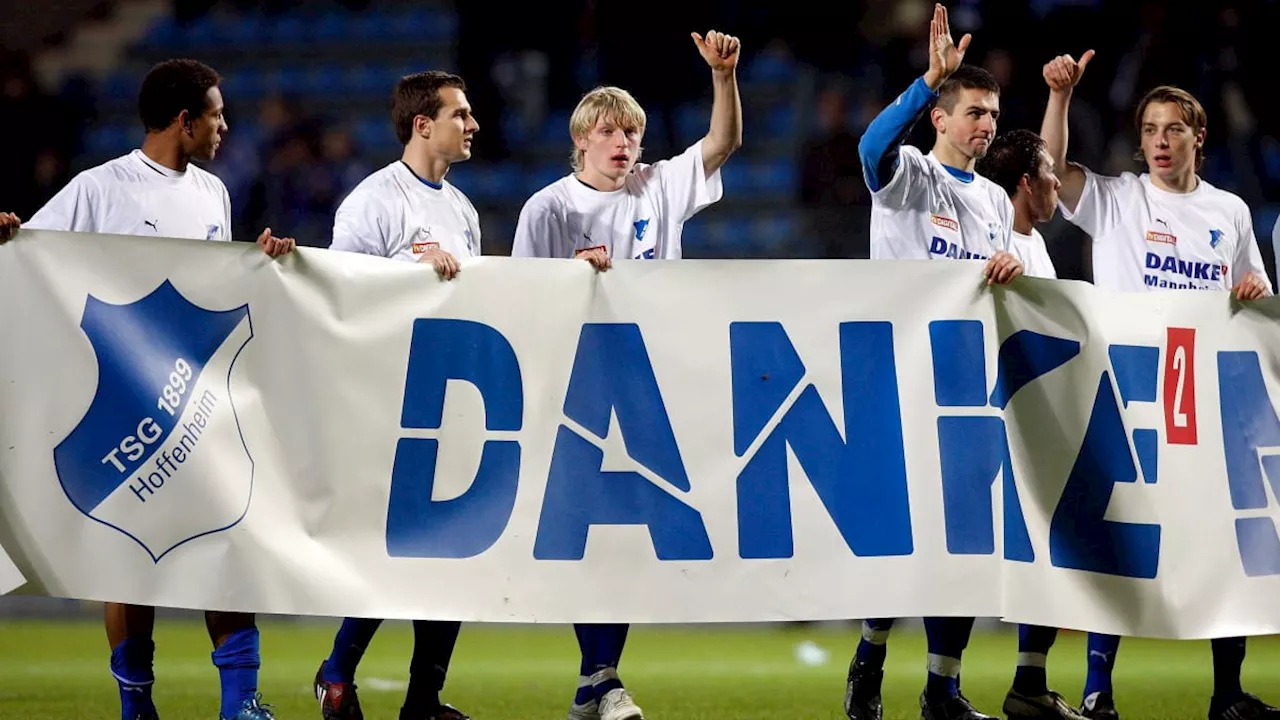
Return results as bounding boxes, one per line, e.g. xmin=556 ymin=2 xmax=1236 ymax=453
xmin=268 ymin=14 xmax=307 ymax=45
xmin=220 ymin=68 xmax=263 ymax=99
xmin=354 ymin=116 xmax=391 ymax=151
xmin=675 ymin=103 xmax=710 ymax=146
xmin=719 ymin=163 xmax=751 ymax=197
xmin=526 ymin=162 xmax=567 ymax=197
xmin=352 ymin=11 xmax=397 ymax=42
xmin=751 ymin=213 xmax=798 ymax=249
xmin=139 ymin=17 xmax=180 ymax=51
xmin=342 ymin=65 xmax=384 ymax=97
xmin=100 ymin=71 xmax=135 ymax=102
xmin=764 ymin=104 xmax=798 ymax=139
xmin=541 ymin=111 xmax=572 ymax=146
xmin=743 ymin=52 xmax=797 ymax=85
xmin=180 ymin=16 xmax=221 ymax=48
xmin=749 ymin=159 xmax=798 ymax=195
xmin=452 ymin=164 xmax=524 ymax=203
xmin=311 ymin=11 xmax=349 ymax=43
xmin=257 ymin=66 xmax=307 ymax=97
xmin=86 ymin=124 xmax=133 ymax=157
xmin=303 ymin=65 xmax=342 ymax=96
xmin=224 ymin=14 xmax=267 ymax=45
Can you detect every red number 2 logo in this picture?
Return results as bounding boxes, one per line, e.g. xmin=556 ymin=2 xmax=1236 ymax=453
xmin=1163 ymin=327 xmax=1197 ymax=445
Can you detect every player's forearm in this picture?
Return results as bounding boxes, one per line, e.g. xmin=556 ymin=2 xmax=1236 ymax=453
xmin=1040 ymin=88 xmax=1085 ymax=210
xmin=858 ymin=76 xmax=935 ymax=192
xmin=702 ymin=69 xmax=743 ymax=175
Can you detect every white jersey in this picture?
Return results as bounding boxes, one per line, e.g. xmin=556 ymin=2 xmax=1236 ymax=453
xmin=331 ymin=161 xmax=480 ymax=262
xmin=869 ymin=146 xmax=1013 ymax=262
xmin=26 ymin=149 xmax=231 ymax=241
xmin=1273 ymin=214 xmax=1280 ymax=275
xmin=511 ymin=140 xmax=722 ymax=260
xmin=1010 ymin=228 xmax=1057 ymax=279
xmin=1062 ymin=167 xmax=1269 ymax=293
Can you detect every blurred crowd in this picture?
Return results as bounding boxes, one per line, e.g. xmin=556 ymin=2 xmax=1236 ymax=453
xmin=3 ymin=0 xmax=1276 ymax=271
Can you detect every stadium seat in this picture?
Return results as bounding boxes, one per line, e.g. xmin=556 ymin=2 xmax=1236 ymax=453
xmin=526 ymin=162 xmax=567 ymax=197
xmin=743 ymin=52 xmax=797 ymax=85
xmin=85 ymin=123 xmax=133 ymax=157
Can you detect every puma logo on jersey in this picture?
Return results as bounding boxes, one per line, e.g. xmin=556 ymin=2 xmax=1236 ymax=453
xmin=930 ymin=214 xmax=959 ymax=232
xmin=143 ymin=219 xmax=159 ymax=232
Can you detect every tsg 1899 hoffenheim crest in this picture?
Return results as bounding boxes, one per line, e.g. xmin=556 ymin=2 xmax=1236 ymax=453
xmin=53 ymin=281 xmax=255 ymax=561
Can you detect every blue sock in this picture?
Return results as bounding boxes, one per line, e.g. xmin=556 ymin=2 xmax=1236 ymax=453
xmin=1084 ymin=633 xmax=1120 ymax=699
xmin=573 ymin=623 xmax=628 ymax=702
xmin=855 ymin=619 xmax=894 ymax=670
xmin=1211 ymin=637 xmax=1247 ymax=704
xmin=211 ymin=627 xmax=260 ymax=719
xmin=923 ymin=617 xmax=974 ymax=701
xmin=1013 ymin=624 xmax=1058 ymax=695
xmin=110 ymin=637 xmax=156 ymax=720
xmin=323 ymin=618 xmax=384 ymax=684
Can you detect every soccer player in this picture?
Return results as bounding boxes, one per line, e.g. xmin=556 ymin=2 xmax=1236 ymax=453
xmin=976 ymin=129 xmax=1059 ymax=281
xmin=512 ymin=29 xmax=742 ymax=720
xmin=1042 ymin=49 xmax=1275 ymax=720
xmin=312 ymin=70 xmax=479 ymax=720
xmin=844 ymin=5 xmax=1022 ymax=720
xmin=0 ymin=59 xmax=294 ymax=720
xmin=976 ymin=129 xmax=1087 ymax=720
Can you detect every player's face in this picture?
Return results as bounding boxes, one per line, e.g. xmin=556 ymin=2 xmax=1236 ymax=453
xmin=576 ymin=115 xmax=643 ymax=182
xmin=426 ymin=87 xmax=479 ymax=163
xmin=1140 ymin=101 xmax=1203 ymax=181
xmin=186 ymin=86 xmax=227 ymax=163
xmin=941 ymin=89 xmax=999 ymax=160
xmin=1027 ymin=149 xmax=1061 ymax=223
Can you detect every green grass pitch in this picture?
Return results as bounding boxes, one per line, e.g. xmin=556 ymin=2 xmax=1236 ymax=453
xmin=2 ymin=618 xmax=1278 ymax=719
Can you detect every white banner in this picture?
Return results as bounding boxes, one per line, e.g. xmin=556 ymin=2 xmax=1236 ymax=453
xmin=2 ymin=230 xmax=1280 ymax=639
xmin=0 ymin=544 xmax=23 ymax=595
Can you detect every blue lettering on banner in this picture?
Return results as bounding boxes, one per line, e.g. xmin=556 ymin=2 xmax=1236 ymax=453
xmin=933 ymin=325 xmax=1078 ymax=562
xmin=1219 ymin=351 xmax=1280 ymax=576
xmin=534 ymin=324 xmax=713 ymax=561
xmin=730 ymin=322 xmax=913 ymax=559
xmin=379 ymin=316 xmax=1280 ymax=577
xmin=1046 ymin=345 xmax=1161 ymax=579
xmin=387 ymin=319 xmax=524 ymax=559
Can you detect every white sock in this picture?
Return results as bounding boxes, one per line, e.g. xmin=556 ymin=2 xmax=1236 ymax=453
xmin=1017 ymin=651 xmax=1048 ymax=668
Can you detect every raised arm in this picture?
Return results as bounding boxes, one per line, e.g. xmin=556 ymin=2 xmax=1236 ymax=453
xmin=1040 ymin=50 xmax=1093 ymax=212
xmin=693 ymin=30 xmax=743 ymax=175
xmin=858 ymin=2 xmax=969 ymax=192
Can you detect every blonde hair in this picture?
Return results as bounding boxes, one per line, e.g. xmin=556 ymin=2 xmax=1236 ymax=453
xmin=569 ymin=86 xmax=646 ymax=173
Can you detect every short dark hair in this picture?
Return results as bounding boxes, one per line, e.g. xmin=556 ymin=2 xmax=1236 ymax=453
xmin=138 ymin=59 xmax=221 ymax=132
xmin=392 ymin=71 xmax=467 ymax=146
xmin=936 ymin=64 xmax=1000 ymax=113
xmin=976 ymin=129 xmax=1047 ymax=197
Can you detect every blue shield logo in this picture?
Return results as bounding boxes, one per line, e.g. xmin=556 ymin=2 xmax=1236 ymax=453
xmin=53 ymin=281 xmax=255 ymax=561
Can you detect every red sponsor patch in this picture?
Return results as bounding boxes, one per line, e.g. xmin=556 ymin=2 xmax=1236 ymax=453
xmin=412 ymin=241 xmax=440 ymax=254
xmin=1145 ymin=231 xmax=1177 ymax=245
xmin=931 ymin=215 xmax=959 ymax=232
